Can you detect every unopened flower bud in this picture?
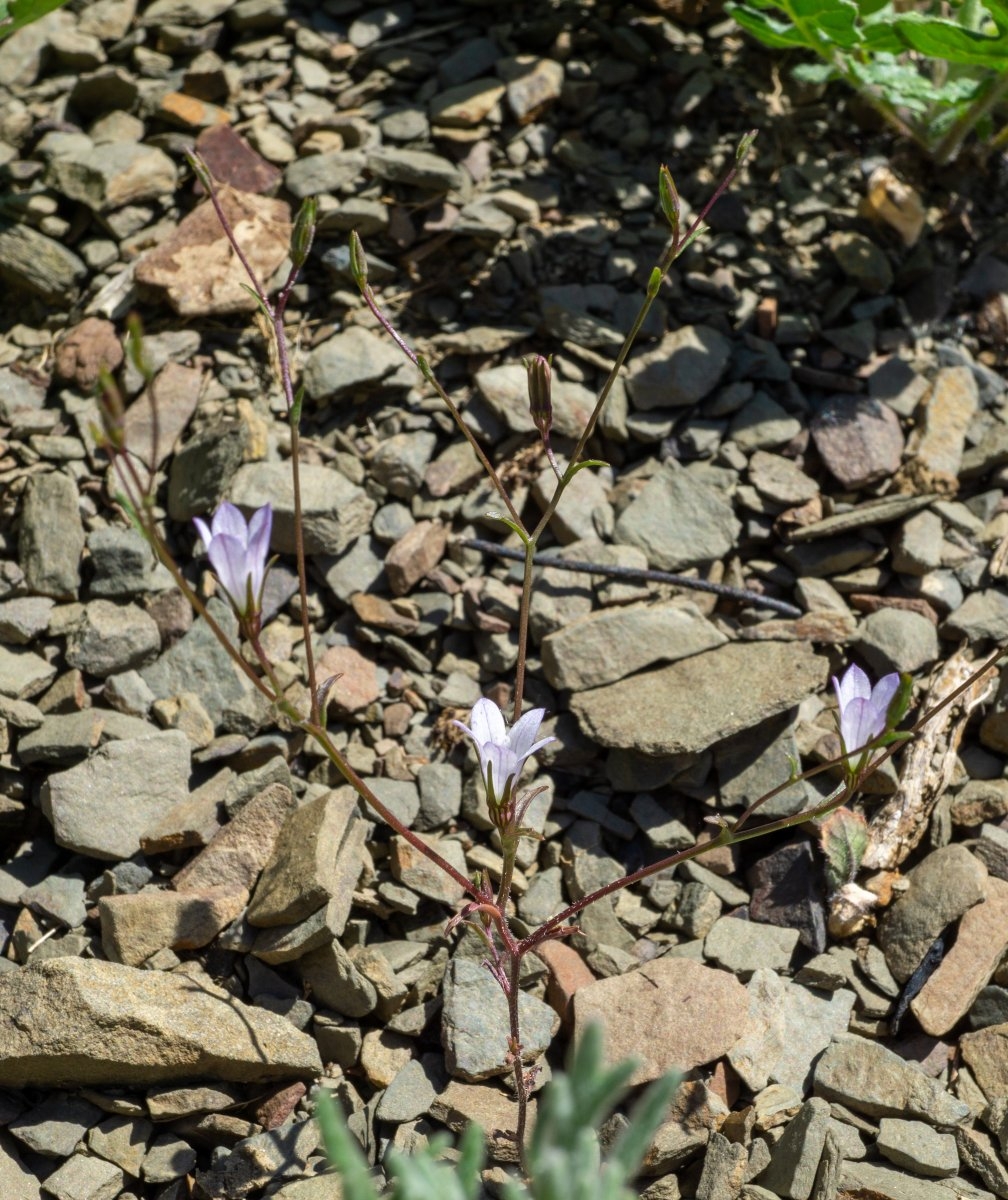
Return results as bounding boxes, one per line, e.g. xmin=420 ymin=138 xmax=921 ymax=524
xmin=291 ymin=197 xmax=317 ymax=268
xmin=524 ymin=354 xmax=552 ymax=442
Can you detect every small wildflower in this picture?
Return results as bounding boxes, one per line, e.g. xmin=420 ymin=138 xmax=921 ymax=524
xmin=832 ymin=663 xmax=899 ymax=768
xmin=193 ymin=502 xmax=272 ymax=622
xmin=453 ymin=697 xmax=555 ymax=809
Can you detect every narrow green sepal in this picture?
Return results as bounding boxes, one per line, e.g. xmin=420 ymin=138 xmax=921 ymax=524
xmin=125 ymin=314 xmax=152 ymax=383
xmin=348 ymin=231 xmax=368 ymax=290
xmin=886 ymin=672 xmax=914 ymax=730
xmin=415 ymin=353 xmax=435 ymax=384
xmin=646 ymin=266 xmax=662 ymax=296
xmin=290 ymin=196 xmax=317 ymax=268
xmin=290 ymin=383 xmax=304 ymax=430
xmin=184 ymin=148 xmax=212 ymax=191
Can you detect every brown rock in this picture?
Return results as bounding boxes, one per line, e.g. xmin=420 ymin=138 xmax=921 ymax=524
xmin=136 ymin=184 xmax=291 ymax=316
xmin=901 ymin=366 xmax=978 ymax=492
xmin=961 ymin=1022 xmax=1008 ymax=1101
xmin=54 ymin=318 xmax=123 ymax=391
xmin=0 ymin=958 xmax=320 ymax=1087
xmin=316 ymin=644 xmax=379 ymax=715
xmin=810 ymin=395 xmax=904 ymax=489
xmin=430 ymin=1080 xmax=536 ymax=1163
xmin=911 ymin=878 xmax=1008 ymax=1035
xmin=123 ymin=361 xmax=203 ymax=475
xmin=194 ymin=124 xmax=283 ymax=196
xmin=171 ymin=782 xmax=297 ymax=894
xmin=158 ymin=90 xmax=229 ymax=129
xmin=389 ymin=833 xmax=466 ymax=905
xmin=385 ymin=520 xmax=447 ymax=596
xmin=571 ymin=958 xmax=749 ymax=1086
xmin=247 ymin=788 xmax=367 ymax=931
xmin=140 ymin=771 xmax=227 ymax=853
xmin=100 ymin=884 xmax=248 ymax=967
xmin=254 ymin=1082 xmax=306 ymax=1131
xmin=531 ymin=940 xmax=596 ymax=1031
xmin=351 ymin=593 xmax=419 ymax=636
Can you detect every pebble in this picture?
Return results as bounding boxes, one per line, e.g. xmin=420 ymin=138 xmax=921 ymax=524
xmin=626 ymin=325 xmax=733 ymax=411
xmin=877 ymin=1118 xmax=958 ymax=1178
xmin=809 ymin=394 xmax=904 ymax=489
xmin=857 ymin=607 xmax=940 ymax=674
xmin=19 ymin=472 xmax=85 ymax=599
xmin=704 ymin=915 xmax=801 ymax=977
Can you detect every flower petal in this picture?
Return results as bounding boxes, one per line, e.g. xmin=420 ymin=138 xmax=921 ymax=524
xmin=834 ymin=663 xmax=870 ymax=711
xmin=207 ymin=534 xmax=250 ymax=608
xmin=470 ymin=697 xmax=506 ymax=748
xmin=211 ymin=501 xmax=248 ymax=541
xmin=517 ymin=734 xmax=555 ymax=765
xmin=245 ymin=505 xmax=273 ymax=594
xmin=509 ymin=707 xmax=546 ymax=758
xmin=869 ymin=673 xmax=900 ymax=725
xmin=841 ymin=696 xmax=881 ymax=756
xmin=192 ymin=516 xmax=213 ymax=549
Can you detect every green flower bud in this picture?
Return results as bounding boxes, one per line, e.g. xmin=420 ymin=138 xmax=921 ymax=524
xmin=349 ymin=231 xmax=368 ymax=290
xmin=291 ymin=197 xmax=317 ymax=268
xmin=658 ymin=164 xmax=680 ymax=241
xmin=524 ymin=354 xmax=552 ymax=441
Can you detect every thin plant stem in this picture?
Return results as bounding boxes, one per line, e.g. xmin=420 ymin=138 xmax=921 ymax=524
xmin=512 ymin=540 xmax=536 ymax=724
xmin=508 ymin=952 xmax=530 ymax=1175
xmin=932 ymin=69 xmax=1008 ymax=164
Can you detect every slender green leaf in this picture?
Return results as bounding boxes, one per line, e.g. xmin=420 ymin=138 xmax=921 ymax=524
xmin=0 ymin=0 xmax=70 ymax=39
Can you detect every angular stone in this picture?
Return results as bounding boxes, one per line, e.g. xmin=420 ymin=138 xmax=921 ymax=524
xmin=66 ymin=600 xmax=161 ymax=679
xmin=315 ymin=644 xmax=379 ymax=715
xmin=542 ymin=601 xmax=726 ymax=692
xmin=299 ymin=940 xmax=377 ymax=1018
xmin=19 ymin=471 xmax=85 ymax=599
xmin=385 ymin=520 xmax=447 ymax=596
xmin=390 ymin=833 xmax=466 ymax=904
xmin=614 ymin=466 xmax=740 ymax=572
xmin=878 ymin=845 xmax=988 ymax=983
xmin=572 ymin=957 xmax=748 ymax=1087
xmin=0 ymin=222 xmax=87 ymax=303
xmin=136 ymin=186 xmax=291 ymax=316
xmin=876 ymin=1118 xmax=958 ymax=1178
xmin=229 ymin=461 xmax=375 ymax=556
xmin=810 ymin=395 xmax=904 ymax=489
xmin=728 ymin=969 xmax=854 ymax=1093
xmin=140 ymin=603 xmax=249 ymax=718
xmin=47 ymin=143 xmax=176 ymax=212
xmin=500 ymin=54 xmax=564 ymax=122
xmin=813 ymin=1036 xmax=971 ymax=1125
xmin=247 ymin=789 xmax=366 ymax=930
xmin=36 ymin=1154 xmax=122 ymax=1200
xmin=41 ymin=731 xmax=191 ymax=861
xmin=705 ymin=916 xmax=801 ymax=977
xmin=100 ymin=885 xmax=248 ymax=967
xmin=365 ymin=145 xmax=464 ymax=190
xmin=756 ymin=1097 xmax=831 ymax=1200
xmin=904 ymin=366 xmax=978 ymax=489
xmin=122 ymin=361 xmax=203 ymax=476
xmin=627 ymin=326 xmax=732 ymax=410
xmin=571 ymin=640 xmax=824 ymax=756
xmin=960 ymin=1022 xmax=1008 ymax=1102
xmin=441 ymin=958 xmax=558 ymax=1082
xmin=171 ymin=782 xmax=297 ymax=895
xmin=0 ymin=646 xmax=57 ymax=700
xmin=55 ymin=318 xmax=123 ymax=392
xmin=194 ymin=122 xmax=282 ymax=196
xmin=303 ymin=325 xmax=406 ymax=403
xmin=9 ymin=1093 xmax=103 ymax=1157
xmin=911 ymin=877 xmax=1008 ymax=1035
xmin=429 ymin=1079 xmax=534 ymax=1164
xmin=474 ymin=362 xmax=594 ymax=440
xmin=0 ymin=1130 xmax=43 ymax=1200
xmin=0 ymin=958 xmax=321 ymax=1086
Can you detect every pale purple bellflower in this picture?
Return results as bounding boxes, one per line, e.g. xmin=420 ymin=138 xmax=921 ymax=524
xmin=453 ymin=697 xmax=555 ymax=808
xmin=193 ymin=502 xmax=272 ymax=622
xmin=832 ymin=662 xmax=899 ymax=768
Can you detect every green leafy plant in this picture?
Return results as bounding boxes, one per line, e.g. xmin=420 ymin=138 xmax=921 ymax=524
xmin=0 ymin=0 xmax=71 ymax=39
xmin=313 ymin=1024 xmax=679 ymax=1200
xmin=725 ymin=0 xmax=1008 ymax=161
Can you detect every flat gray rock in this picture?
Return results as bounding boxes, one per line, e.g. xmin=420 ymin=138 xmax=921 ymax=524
xmin=303 ymin=325 xmax=405 ymax=403
xmin=0 ymin=958 xmax=321 ymax=1087
xmin=627 ymin=325 xmax=732 ymax=410
xmin=19 ymin=471 xmax=85 ymax=599
xmin=441 ymin=957 xmax=558 ymax=1082
xmin=571 ymin=640 xmax=824 ymax=756
xmin=541 ymin=601 xmax=726 ymax=692
xmin=40 ymin=730 xmax=191 ymax=861
xmin=614 ymin=465 xmax=741 ymax=572
xmin=814 ymin=1036 xmax=971 ymax=1125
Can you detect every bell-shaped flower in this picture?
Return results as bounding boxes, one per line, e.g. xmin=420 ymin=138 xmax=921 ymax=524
xmin=454 ymin=697 xmax=555 ymax=808
xmin=832 ymin=663 xmax=899 ymax=766
xmin=193 ymin=502 xmax=272 ymax=621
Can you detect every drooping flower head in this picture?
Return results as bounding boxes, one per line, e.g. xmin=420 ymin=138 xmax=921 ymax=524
xmin=453 ymin=697 xmax=555 ymax=809
xmin=832 ymin=663 xmax=900 ymax=768
xmin=193 ymin=502 xmax=272 ymax=622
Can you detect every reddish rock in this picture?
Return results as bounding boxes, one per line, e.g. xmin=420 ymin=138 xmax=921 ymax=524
xmin=572 ymin=957 xmax=749 ymax=1086
xmin=123 ymin=361 xmax=203 ymax=473
xmin=171 ymin=782 xmax=297 ymax=894
xmin=531 ymin=939 xmax=596 ymax=1031
xmin=254 ymin=1082 xmax=306 ymax=1131
xmin=316 ymin=644 xmax=380 ymax=715
xmin=385 ymin=520 xmax=448 ymax=596
xmin=158 ymin=91 xmax=229 ymax=129
xmin=136 ymin=185 xmax=291 ymax=316
xmin=911 ymin=877 xmax=1008 ymax=1036
xmin=55 ymin=317 xmax=123 ymax=391
xmin=195 ymin=124 xmax=282 ymax=197
xmin=810 ymin=395 xmax=904 ymax=489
